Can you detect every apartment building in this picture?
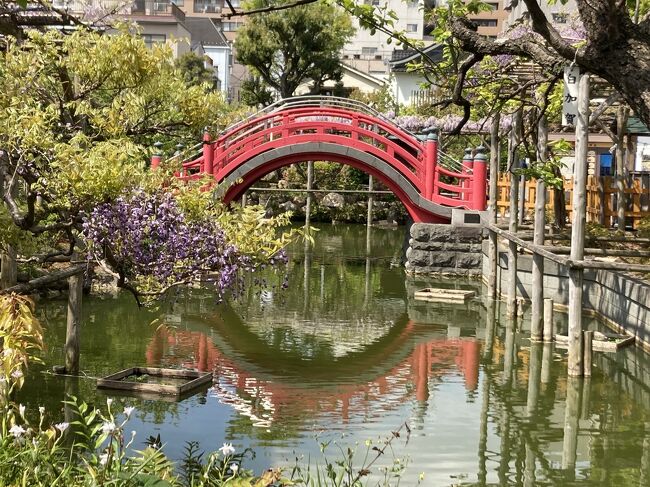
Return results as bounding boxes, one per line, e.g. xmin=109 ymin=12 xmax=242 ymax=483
xmin=342 ymin=0 xmax=432 ymax=80
xmin=505 ymin=0 xmax=578 ymax=29
xmin=466 ymin=1 xmax=509 ymax=38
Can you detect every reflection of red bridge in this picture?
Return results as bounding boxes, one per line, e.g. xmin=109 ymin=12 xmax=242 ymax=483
xmin=161 ymin=97 xmax=488 ymax=223
xmin=146 ymin=324 xmax=480 ymax=424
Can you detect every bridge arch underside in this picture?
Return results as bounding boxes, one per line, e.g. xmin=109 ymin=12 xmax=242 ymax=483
xmin=219 ymin=142 xmax=452 ymax=223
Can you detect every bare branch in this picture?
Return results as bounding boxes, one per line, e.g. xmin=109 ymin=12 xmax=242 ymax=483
xmin=223 ymin=0 xmax=318 ymax=18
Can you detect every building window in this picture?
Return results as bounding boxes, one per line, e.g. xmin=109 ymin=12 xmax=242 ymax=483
xmin=406 ymin=23 xmax=418 ymax=32
xmin=487 ymin=2 xmax=499 ymax=9
xmin=472 ymin=19 xmax=498 ymax=27
xmin=194 ymin=0 xmax=221 ymax=13
xmin=374 ymin=54 xmax=383 ymax=60
xmin=353 ymin=54 xmax=361 ymax=59
xmin=171 ymin=0 xmax=184 ymax=6
xmin=362 ymin=47 xmax=377 ymax=55
xmin=223 ymin=21 xmax=243 ymax=31
xmin=141 ymin=34 xmax=166 ymax=49
xmin=552 ymin=13 xmax=568 ymax=23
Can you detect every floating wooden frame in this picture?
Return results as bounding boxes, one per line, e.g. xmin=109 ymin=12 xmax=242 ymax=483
xmin=414 ymin=288 xmax=476 ymax=303
xmin=97 ymin=367 xmax=213 ymax=397
xmin=555 ymin=333 xmax=635 ymax=353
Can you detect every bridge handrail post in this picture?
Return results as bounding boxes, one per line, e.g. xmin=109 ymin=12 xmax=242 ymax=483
xmin=473 ymin=148 xmax=488 ymax=211
xmin=424 ymin=132 xmax=438 ymax=200
xmin=150 ymin=141 xmax=164 ymax=170
xmin=202 ymin=131 xmax=214 ymax=176
xmin=462 ymin=147 xmax=473 ymax=202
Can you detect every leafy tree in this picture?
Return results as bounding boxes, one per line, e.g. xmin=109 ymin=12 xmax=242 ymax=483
xmin=240 ymin=75 xmax=275 ymax=107
xmin=175 ymin=52 xmax=219 ymax=90
xmin=235 ymin=0 xmax=355 ymax=98
xmin=0 ymin=28 xmax=298 ymax=299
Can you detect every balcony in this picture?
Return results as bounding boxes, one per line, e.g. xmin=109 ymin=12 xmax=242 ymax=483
xmin=131 ymin=0 xmax=186 ymax=21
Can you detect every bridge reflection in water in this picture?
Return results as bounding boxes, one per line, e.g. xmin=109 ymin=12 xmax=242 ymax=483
xmin=145 ymin=323 xmax=481 ymax=427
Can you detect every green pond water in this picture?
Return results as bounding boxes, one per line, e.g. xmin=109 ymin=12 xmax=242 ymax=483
xmin=17 ymin=224 xmax=650 ymax=485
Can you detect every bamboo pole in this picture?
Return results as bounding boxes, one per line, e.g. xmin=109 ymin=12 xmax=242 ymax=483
xmin=568 ymin=73 xmax=589 ymax=377
xmin=507 ymin=109 xmax=522 ymax=316
xmin=488 ymin=112 xmax=501 ymax=299
xmin=531 ymin=114 xmax=548 ymax=341
xmin=65 ymin=255 xmax=83 ymax=375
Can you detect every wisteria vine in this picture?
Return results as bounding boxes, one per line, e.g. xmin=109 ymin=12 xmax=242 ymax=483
xmin=82 ymin=190 xmax=286 ymax=302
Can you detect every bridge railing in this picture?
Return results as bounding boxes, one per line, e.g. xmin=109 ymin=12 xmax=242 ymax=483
xmin=170 ymin=97 xmax=487 ymax=212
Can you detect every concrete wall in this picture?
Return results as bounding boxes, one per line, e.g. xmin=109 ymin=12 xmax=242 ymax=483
xmin=483 ymin=241 xmax=650 ymax=349
xmin=405 ymin=223 xmax=483 ymax=276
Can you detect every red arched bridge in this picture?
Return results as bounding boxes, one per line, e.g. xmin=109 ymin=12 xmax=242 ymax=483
xmin=158 ymin=97 xmax=488 ymax=223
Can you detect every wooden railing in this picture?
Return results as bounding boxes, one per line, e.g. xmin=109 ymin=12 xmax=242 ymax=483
xmin=496 ymin=173 xmax=650 ymax=228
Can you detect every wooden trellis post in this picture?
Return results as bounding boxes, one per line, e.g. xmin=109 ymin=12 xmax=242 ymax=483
xmin=487 ymin=112 xmax=500 ymax=299
xmin=531 ymin=114 xmax=548 ymax=341
xmin=506 ymin=109 xmax=522 ymax=316
xmin=568 ymin=73 xmax=590 ymax=377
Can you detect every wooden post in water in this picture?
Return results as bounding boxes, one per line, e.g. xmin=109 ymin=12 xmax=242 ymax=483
xmin=526 ymin=342 xmax=542 ymax=418
xmin=477 ymin=373 xmax=491 ymax=485
xmin=507 ymin=110 xmax=522 ymax=316
xmin=65 ymin=260 xmax=83 ymax=375
xmin=615 ymin=106 xmax=628 ymax=231
xmin=543 ymin=298 xmax=554 ymax=342
xmin=640 ymin=423 xmax=650 ymax=487
xmin=541 ymin=342 xmax=553 ymax=385
xmin=367 ymin=175 xmax=374 ymax=228
xmin=503 ymin=315 xmax=517 ymax=385
xmin=568 ymin=73 xmax=589 ymax=377
xmin=561 ymin=376 xmax=582 ymax=478
xmin=583 ymin=330 xmax=593 ymax=377
xmin=484 ymin=299 xmax=496 ymax=361
xmin=531 ymin=115 xmax=548 ymax=341
xmin=305 ymin=161 xmax=314 ymax=231
xmin=487 ymin=113 xmax=501 ymax=299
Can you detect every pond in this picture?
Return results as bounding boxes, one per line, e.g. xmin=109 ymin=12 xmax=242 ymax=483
xmin=18 ymin=224 xmax=650 ymax=485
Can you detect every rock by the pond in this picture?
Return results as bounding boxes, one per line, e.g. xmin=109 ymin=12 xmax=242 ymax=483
xmin=279 ymin=201 xmax=298 ymax=212
xmin=321 ymin=192 xmax=345 ymax=208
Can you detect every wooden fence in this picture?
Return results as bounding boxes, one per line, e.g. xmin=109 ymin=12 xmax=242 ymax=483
xmin=496 ymin=173 xmax=650 ymax=228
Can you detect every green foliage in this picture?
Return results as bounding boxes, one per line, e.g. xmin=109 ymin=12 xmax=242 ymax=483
xmin=516 ymin=139 xmax=570 ymax=189
xmin=240 ymin=76 xmax=275 ymax=108
xmin=0 ymin=294 xmax=43 ymax=400
xmin=348 ymin=85 xmax=396 ymax=113
xmin=0 ymin=27 xmax=229 ymax=252
xmin=0 ymin=395 xmax=291 ymax=486
xmin=175 ymin=52 xmax=219 ymax=90
xmin=235 ymin=0 xmax=355 ymax=98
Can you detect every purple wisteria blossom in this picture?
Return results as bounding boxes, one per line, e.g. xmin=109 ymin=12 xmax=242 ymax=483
xmin=82 ymin=190 xmax=254 ymax=298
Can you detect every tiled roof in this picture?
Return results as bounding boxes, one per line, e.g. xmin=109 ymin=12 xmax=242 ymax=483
xmin=185 ymin=17 xmax=229 ymax=47
xmin=389 ymin=44 xmax=444 ymax=72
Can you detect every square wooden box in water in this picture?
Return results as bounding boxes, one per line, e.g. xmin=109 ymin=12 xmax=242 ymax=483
xmin=97 ymin=367 xmax=213 ymax=397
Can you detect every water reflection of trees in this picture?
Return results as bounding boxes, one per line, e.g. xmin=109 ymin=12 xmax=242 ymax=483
xmin=472 ymin=300 xmax=650 ymax=485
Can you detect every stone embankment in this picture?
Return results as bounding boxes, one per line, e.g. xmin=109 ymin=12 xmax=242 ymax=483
xmin=405 ymin=223 xmax=483 ymax=276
